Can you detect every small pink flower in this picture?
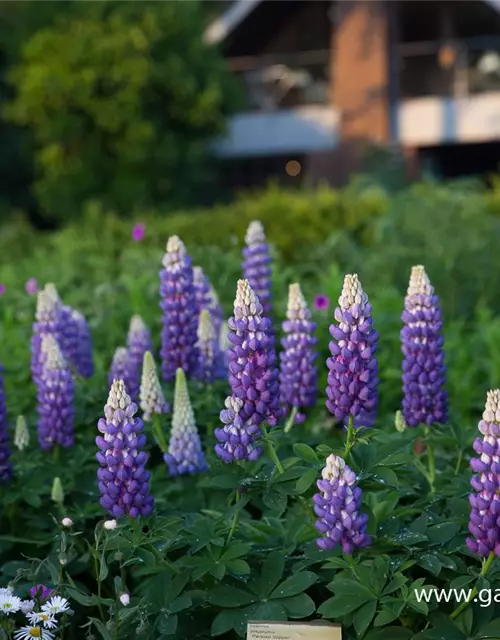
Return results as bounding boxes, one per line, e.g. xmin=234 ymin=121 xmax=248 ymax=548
xmin=0 ymin=284 xmax=5 ymax=296
xmin=132 ymin=223 xmax=145 ymax=242
xmin=314 ymin=294 xmax=330 ymax=311
xmin=25 ymin=278 xmax=38 ymax=295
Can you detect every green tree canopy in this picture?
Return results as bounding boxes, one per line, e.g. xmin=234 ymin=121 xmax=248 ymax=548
xmin=5 ymin=1 xmax=237 ymax=221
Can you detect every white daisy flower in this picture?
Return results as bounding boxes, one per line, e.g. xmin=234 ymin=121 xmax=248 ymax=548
xmin=0 ymin=591 xmax=22 ymax=614
xmin=27 ymin=611 xmax=58 ymax=629
xmin=14 ymin=626 xmax=55 ymax=639
xmin=41 ymin=595 xmax=70 ymax=615
xmin=0 ymin=586 xmax=13 ymax=595
xmin=20 ymin=600 xmax=35 ymax=614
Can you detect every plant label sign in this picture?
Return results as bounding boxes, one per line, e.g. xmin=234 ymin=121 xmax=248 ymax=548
xmin=247 ymin=621 xmax=341 ymax=640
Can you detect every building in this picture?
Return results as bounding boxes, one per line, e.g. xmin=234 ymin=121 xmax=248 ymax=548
xmin=205 ymin=0 xmax=500 ymax=187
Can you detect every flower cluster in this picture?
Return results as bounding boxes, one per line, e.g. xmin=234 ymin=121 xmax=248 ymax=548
xmin=126 ymin=315 xmax=152 ymax=400
xmin=193 ymin=267 xmax=225 ymax=379
xmin=242 ymin=221 xmax=273 ymax=317
xmin=401 ymin=266 xmax=448 ymax=427
xmin=140 ymin=351 xmax=169 ymax=421
xmin=326 ymin=274 xmax=378 ymax=425
xmin=313 ymin=454 xmax=371 ymax=553
xmin=0 ymin=586 xmax=69 ymax=640
xmin=0 ymin=363 xmax=12 ymax=482
xmin=164 ymin=368 xmax=207 ymax=475
xmin=31 ymin=288 xmax=63 ymax=385
xmin=467 ymin=390 xmax=500 ymax=557
xmin=196 ymin=310 xmax=218 ymax=383
xmin=37 ymin=335 xmax=75 ymax=450
xmin=61 ymin=307 xmax=94 ymax=378
xmin=96 ymin=379 xmax=154 ymax=518
xmin=109 ymin=347 xmax=132 ymax=390
xmin=159 ymin=236 xmax=199 ymax=381
xmin=280 ymin=283 xmax=318 ymax=422
xmin=215 ymin=280 xmax=281 ymax=462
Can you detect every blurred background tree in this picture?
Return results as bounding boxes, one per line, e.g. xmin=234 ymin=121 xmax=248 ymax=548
xmin=3 ymin=1 xmax=238 ymax=225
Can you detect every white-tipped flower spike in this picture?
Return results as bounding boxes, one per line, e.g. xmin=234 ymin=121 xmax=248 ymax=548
xmin=164 ymin=369 xmax=207 ymax=476
xmin=38 ymin=335 xmax=75 ymax=449
xmin=196 ymin=310 xmax=217 ymax=383
xmin=245 ymin=220 xmax=266 ymax=245
xmin=140 ymin=351 xmax=169 ymax=421
xmin=51 ymin=477 xmax=64 ymax=504
xmin=108 ymin=347 xmax=132 ymax=390
xmin=43 ymin=283 xmax=61 ymax=304
xmin=243 ymin=221 xmax=273 ymax=317
xmin=14 ymin=415 xmax=29 ymax=451
xmin=126 ymin=315 xmax=152 ymax=400
xmin=31 ymin=289 xmax=63 ymax=384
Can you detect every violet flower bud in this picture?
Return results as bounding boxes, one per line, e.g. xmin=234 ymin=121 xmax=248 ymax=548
xmin=37 ymin=335 xmax=75 ymax=450
xmin=467 ymin=390 xmax=500 ymax=557
xmin=126 ymin=315 xmax=152 ymax=400
xmin=280 ymin=283 xmax=317 ymax=418
xmin=159 ymin=236 xmax=199 ymax=381
xmin=214 ymin=279 xmax=282 ymax=463
xmin=109 ymin=347 xmax=132 ymax=390
xmin=164 ymin=369 xmax=207 ymax=476
xmin=139 ymin=351 xmax=169 ymax=421
xmin=0 ymin=363 xmax=12 ymax=482
xmin=401 ymin=266 xmax=447 ymax=427
xmin=326 ymin=274 xmax=378 ymax=424
xmin=242 ymin=221 xmax=273 ymax=317
xmin=313 ymin=454 xmax=371 ymax=553
xmin=96 ymin=379 xmax=154 ymax=518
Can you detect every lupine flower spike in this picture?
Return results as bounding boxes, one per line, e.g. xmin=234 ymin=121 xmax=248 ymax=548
xmin=193 ymin=266 xmax=211 ymax=314
xmin=14 ymin=415 xmax=29 ymax=452
xmin=140 ymin=351 xmax=169 ymax=421
xmin=31 ymin=288 xmax=62 ymax=385
xmin=126 ymin=315 xmax=152 ymax=400
xmin=326 ymin=274 xmax=378 ymax=427
xmin=0 ymin=363 xmax=12 ymax=482
xmin=96 ymin=379 xmax=154 ymax=518
xmin=69 ymin=309 xmax=94 ymax=378
xmin=313 ymin=454 xmax=371 ymax=553
xmin=401 ymin=265 xmax=447 ymax=427
xmin=196 ymin=310 xmax=218 ymax=383
xmin=193 ymin=268 xmax=225 ymax=378
xmin=280 ymin=283 xmax=318 ymax=426
xmin=159 ymin=236 xmax=199 ymax=381
xmin=109 ymin=347 xmax=132 ymax=390
xmin=214 ymin=279 xmax=282 ymax=463
xmin=467 ymin=390 xmax=500 ymax=557
xmin=37 ymin=335 xmax=75 ymax=450
xmin=242 ymin=221 xmax=273 ymax=317
xmin=164 ymin=368 xmax=207 ymax=475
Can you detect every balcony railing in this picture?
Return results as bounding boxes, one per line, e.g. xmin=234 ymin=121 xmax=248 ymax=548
xmin=398 ymin=39 xmax=500 ymax=100
xmin=228 ymin=50 xmax=331 ymax=111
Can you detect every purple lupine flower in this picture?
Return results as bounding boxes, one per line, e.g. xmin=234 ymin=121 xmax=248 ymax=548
xmin=59 ymin=307 xmax=94 ymax=378
xmin=164 ymin=368 xmax=207 ymax=475
xmin=159 ymin=236 xmax=199 ymax=382
xmin=29 ymin=585 xmax=53 ymax=601
xmin=126 ymin=315 xmax=152 ymax=400
xmin=280 ymin=284 xmax=318 ymax=422
xmin=313 ymin=454 xmax=371 ymax=553
xmin=96 ymin=379 xmax=154 ymax=518
xmin=401 ymin=266 xmax=447 ymax=427
xmin=132 ymin=223 xmax=145 ymax=242
xmin=193 ymin=267 xmax=225 ymax=380
xmin=140 ymin=351 xmax=169 ymax=421
xmin=25 ymin=279 xmax=38 ymax=296
xmin=0 ymin=363 xmax=12 ymax=482
xmin=109 ymin=348 xmax=132 ymax=390
xmin=207 ymin=284 xmax=224 ymax=341
xmin=314 ymin=294 xmax=330 ymax=311
xmin=242 ymin=221 xmax=273 ymax=317
xmin=31 ymin=288 xmax=63 ymax=385
xmin=193 ymin=266 xmax=211 ymax=314
xmin=343 ymin=408 xmax=377 ymax=430
xmin=467 ymin=390 xmax=500 ymax=557
xmin=196 ymin=310 xmax=218 ymax=383
xmin=37 ymin=335 xmax=75 ymax=450
xmin=326 ymin=274 xmax=378 ymax=424
xmin=214 ymin=279 xmax=282 ymax=463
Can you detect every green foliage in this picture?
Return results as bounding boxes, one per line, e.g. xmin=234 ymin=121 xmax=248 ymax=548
xmin=4 ymin=0 xmax=237 ymax=221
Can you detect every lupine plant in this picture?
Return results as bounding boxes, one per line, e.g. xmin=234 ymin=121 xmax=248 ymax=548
xmin=126 ymin=315 xmax=152 ymax=400
xmin=2 ymin=220 xmax=500 ymax=640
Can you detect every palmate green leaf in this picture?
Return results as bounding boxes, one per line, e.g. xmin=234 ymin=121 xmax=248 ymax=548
xmin=263 ymin=490 xmax=287 ymax=512
xmin=373 ymin=600 xmax=405 ymax=627
xmin=258 ymin=553 xmax=285 ymax=598
xmin=417 ymin=553 xmax=442 ymax=576
xmin=319 ymin=578 xmax=377 ymax=619
xmin=476 ymin=618 xmax=500 ymax=639
xmin=157 ymin=612 xmax=178 ymax=636
xmin=220 ymin=542 xmax=252 ymax=562
xmin=281 ymin=593 xmax=316 ymax=618
xmin=427 ymin=522 xmax=462 ymax=544
xmin=412 ymin=616 xmax=466 ymax=640
xmin=354 ymin=600 xmax=377 ymax=637
xmin=293 ymin=443 xmax=319 ymax=464
xmin=226 ymin=559 xmax=251 ymax=575
xmin=270 ymin=571 xmax=317 ymax=599
xmin=208 ymin=586 xmax=256 ymax=608
xmin=211 ymin=609 xmax=240 ymax=637
xmin=295 ymin=469 xmax=318 ymax=494
xmin=365 ymin=627 xmax=414 ymax=640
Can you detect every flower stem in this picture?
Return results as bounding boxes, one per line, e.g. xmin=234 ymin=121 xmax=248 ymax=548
xmin=260 ymin=424 xmax=284 ymax=474
xmin=451 ymin=551 xmax=496 ymax=619
xmin=284 ymin=407 xmax=298 ymax=434
xmin=424 ymin=427 xmax=436 ymax=493
xmin=152 ymin=415 xmax=168 ymax=453
xmin=226 ymin=492 xmax=240 ymax=545
xmin=454 ymin=449 xmax=463 ymax=476
xmin=344 ymin=415 xmax=355 ymax=457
